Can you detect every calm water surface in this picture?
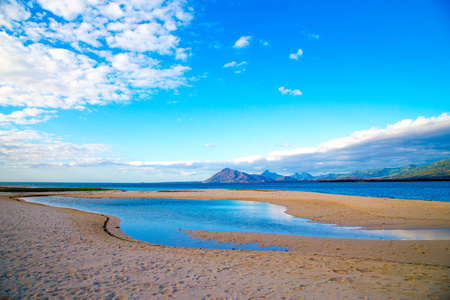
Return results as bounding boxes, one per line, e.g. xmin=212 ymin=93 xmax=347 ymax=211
xmin=24 ymin=196 xmax=450 ymax=251
xmin=5 ymin=181 xmax=450 ymax=202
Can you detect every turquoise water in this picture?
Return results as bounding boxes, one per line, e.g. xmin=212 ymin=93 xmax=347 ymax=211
xmin=24 ymin=197 xmax=450 ymax=251
xmin=5 ymin=180 xmax=450 ymax=201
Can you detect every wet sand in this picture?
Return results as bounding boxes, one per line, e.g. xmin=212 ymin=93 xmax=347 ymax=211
xmin=1 ymin=190 xmax=449 ymax=299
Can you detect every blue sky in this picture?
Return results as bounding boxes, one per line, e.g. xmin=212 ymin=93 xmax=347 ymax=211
xmin=0 ymin=0 xmax=449 ymax=182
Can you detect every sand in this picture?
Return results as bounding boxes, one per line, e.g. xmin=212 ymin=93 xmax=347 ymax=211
xmin=1 ymin=189 xmax=449 ymax=299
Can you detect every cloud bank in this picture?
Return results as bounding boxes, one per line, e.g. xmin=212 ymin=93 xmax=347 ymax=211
xmin=0 ymin=0 xmax=193 ymax=121
xmin=2 ymin=114 xmax=449 ymax=181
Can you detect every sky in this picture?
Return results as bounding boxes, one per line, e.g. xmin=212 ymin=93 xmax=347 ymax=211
xmin=0 ymin=0 xmax=449 ymax=182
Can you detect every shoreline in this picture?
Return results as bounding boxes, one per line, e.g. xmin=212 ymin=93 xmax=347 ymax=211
xmin=51 ymin=189 xmax=450 ymax=230
xmin=2 ymin=191 xmax=450 ymax=298
xmin=15 ymin=192 xmax=450 ymax=266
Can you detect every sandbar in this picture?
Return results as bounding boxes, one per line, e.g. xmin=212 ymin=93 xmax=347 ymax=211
xmin=1 ymin=189 xmax=449 ymax=299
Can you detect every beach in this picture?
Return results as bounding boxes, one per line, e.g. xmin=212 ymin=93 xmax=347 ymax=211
xmin=1 ymin=190 xmax=449 ymax=299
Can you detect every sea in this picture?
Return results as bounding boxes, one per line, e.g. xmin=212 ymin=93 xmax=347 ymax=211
xmin=3 ymin=180 xmax=449 ymax=202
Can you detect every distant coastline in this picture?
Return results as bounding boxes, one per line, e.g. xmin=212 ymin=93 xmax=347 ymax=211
xmin=317 ymin=178 xmax=450 ymax=183
xmin=203 ymin=158 xmax=450 ymax=183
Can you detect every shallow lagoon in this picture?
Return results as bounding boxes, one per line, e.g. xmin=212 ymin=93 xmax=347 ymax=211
xmin=24 ymin=197 xmax=450 ymax=251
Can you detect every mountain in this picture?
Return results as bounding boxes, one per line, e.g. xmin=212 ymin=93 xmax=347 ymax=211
xmin=387 ymin=159 xmax=450 ymax=179
xmin=203 ymin=168 xmax=275 ymax=183
xmin=203 ymin=159 xmax=450 ymax=183
xmin=338 ymin=165 xmax=418 ymax=180
xmin=291 ymin=172 xmax=314 ymax=180
xmin=315 ymin=173 xmax=345 ymax=180
xmin=275 ymin=176 xmax=299 ymax=182
xmin=260 ymin=170 xmax=283 ymax=179
xmin=321 ymin=158 xmax=450 ymax=181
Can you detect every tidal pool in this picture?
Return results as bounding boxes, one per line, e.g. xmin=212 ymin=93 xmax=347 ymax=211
xmin=24 ymin=197 xmax=450 ymax=251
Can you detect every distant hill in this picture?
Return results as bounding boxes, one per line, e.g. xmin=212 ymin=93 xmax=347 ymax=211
xmin=291 ymin=172 xmax=314 ymax=180
xmin=203 ymin=158 xmax=450 ymax=183
xmin=337 ymin=165 xmax=418 ymax=180
xmin=385 ymin=159 xmax=450 ymax=179
xmin=315 ymin=173 xmax=345 ymax=180
xmin=203 ymin=168 xmax=275 ymax=183
xmin=275 ymin=176 xmax=299 ymax=182
xmin=320 ymin=158 xmax=450 ymax=181
xmin=260 ymin=170 xmax=283 ymax=179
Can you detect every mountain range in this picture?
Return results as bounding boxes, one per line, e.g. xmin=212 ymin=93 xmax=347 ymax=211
xmin=203 ymin=158 xmax=450 ymax=183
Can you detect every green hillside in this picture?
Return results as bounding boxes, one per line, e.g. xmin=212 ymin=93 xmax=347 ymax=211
xmin=387 ymin=158 xmax=450 ymax=179
xmin=319 ymin=158 xmax=450 ymax=181
xmin=341 ymin=165 xmax=417 ymax=179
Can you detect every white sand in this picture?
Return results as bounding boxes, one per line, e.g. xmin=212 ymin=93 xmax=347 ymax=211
xmin=1 ymin=190 xmax=449 ymax=299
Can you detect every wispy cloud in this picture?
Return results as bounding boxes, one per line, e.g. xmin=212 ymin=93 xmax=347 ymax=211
xmin=223 ymin=61 xmax=237 ymax=68
xmin=289 ymin=49 xmax=303 ymax=60
xmin=302 ymin=31 xmax=320 ymax=40
xmin=308 ymin=33 xmax=320 ymax=40
xmin=260 ymin=39 xmax=269 ymax=46
xmin=278 ymin=87 xmax=302 ymax=96
xmin=223 ymin=61 xmax=247 ymax=72
xmin=204 ymin=143 xmax=215 ymax=148
xmin=233 ymin=36 xmax=251 ymax=49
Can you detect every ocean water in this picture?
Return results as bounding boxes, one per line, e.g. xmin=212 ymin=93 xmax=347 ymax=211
xmin=4 ymin=180 xmax=450 ymax=202
xmin=24 ymin=196 xmax=450 ymax=251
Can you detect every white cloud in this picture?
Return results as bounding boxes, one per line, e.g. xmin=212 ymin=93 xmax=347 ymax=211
xmin=102 ymin=2 xmax=124 ymax=19
xmin=233 ymin=36 xmax=251 ymax=49
xmin=0 ymin=108 xmax=57 ymax=124
xmin=302 ymin=31 xmax=320 ymax=40
xmin=229 ymin=113 xmax=450 ymax=173
xmin=37 ymin=0 xmax=87 ymax=21
xmin=0 ymin=127 xmax=114 ymax=168
xmin=260 ymin=39 xmax=269 ymax=46
xmin=289 ymin=49 xmax=303 ymax=60
xmin=0 ymin=0 xmax=193 ymax=113
xmin=224 ymin=61 xmax=247 ymax=73
xmin=224 ymin=61 xmax=247 ymax=68
xmin=308 ymin=33 xmax=320 ymax=40
xmin=223 ymin=61 xmax=237 ymax=68
xmin=0 ymin=33 xmax=123 ymax=109
xmin=175 ymin=47 xmax=191 ymax=61
xmin=106 ymin=22 xmax=180 ymax=54
xmin=204 ymin=143 xmax=215 ymax=148
xmin=0 ymin=0 xmax=31 ymax=29
xmin=278 ymin=86 xmax=302 ymax=96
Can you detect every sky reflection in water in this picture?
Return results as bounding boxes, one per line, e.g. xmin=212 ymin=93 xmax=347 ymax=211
xmin=24 ymin=197 xmax=450 ymax=251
